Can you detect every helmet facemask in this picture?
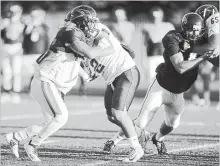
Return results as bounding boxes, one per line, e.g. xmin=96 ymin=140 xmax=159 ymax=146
xmin=77 ymin=16 xmax=100 ymax=40
xmin=181 ymin=13 xmax=205 ymax=42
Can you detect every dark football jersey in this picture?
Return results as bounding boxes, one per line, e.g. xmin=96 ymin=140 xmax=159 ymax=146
xmin=156 ymin=30 xmax=199 ymax=94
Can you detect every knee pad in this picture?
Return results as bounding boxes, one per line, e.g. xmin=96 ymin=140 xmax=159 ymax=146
xmin=165 ymin=115 xmax=180 ymax=129
xmin=27 ymin=125 xmax=43 ymax=136
xmin=107 ymin=116 xmax=115 ymax=123
xmin=111 ymin=109 xmax=126 ymax=122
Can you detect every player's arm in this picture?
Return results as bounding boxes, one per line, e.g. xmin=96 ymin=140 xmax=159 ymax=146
xmin=78 ymin=65 xmax=91 ymax=82
xmin=193 ymin=33 xmax=219 ymax=55
xmin=164 ymin=35 xmax=208 ymax=74
xmin=66 ymin=30 xmax=115 ymax=59
xmin=170 ymin=52 xmax=208 ymax=74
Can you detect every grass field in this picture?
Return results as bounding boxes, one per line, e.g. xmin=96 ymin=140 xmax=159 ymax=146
xmin=1 ymin=94 xmax=220 ymax=166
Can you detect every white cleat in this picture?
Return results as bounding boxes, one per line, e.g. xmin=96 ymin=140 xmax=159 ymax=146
xmin=122 ymin=145 xmax=144 ymax=163
xmin=24 ymin=141 xmax=41 ymax=162
xmin=5 ymin=132 xmax=20 ymax=159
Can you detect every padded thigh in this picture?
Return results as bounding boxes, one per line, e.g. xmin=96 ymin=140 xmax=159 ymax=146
xmin=111 ymin=67 xmax=140 ymax=111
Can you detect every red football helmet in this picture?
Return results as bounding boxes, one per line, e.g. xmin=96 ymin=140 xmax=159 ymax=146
xmin=195 ymin=4 xmax=218 ymax=21
xmin=69 ymin=5 xmax=100 ymax=40
xmin=181 ymin=12 xmax=204 ymax=41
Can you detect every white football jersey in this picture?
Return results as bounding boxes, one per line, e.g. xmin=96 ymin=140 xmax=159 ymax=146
xmin=35 ymin=51 xmax=80 ymax=94
xmin=206 ymin=13 xmax=219 ymax=37
xmin=83 ymin=23 xmax=136 ymax=84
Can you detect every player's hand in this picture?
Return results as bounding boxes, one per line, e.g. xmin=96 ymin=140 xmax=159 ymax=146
xmin=204 ymin=48 xmax=219 ymax=59
xmin=182 ymin=40 xmax=191 ymax=51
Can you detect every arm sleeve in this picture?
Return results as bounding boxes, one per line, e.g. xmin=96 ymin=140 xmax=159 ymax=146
xmin=162 ymin=34 xmax=180 ymax=57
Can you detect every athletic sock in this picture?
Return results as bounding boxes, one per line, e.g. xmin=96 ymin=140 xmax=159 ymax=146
xmin=110 ymin=131 xmax=125 ymax=145
xmin=156 ymin=121 xmax=174 ymax=141
xmin=128 ymin=135 xmax=140 ymax=148
xmin=14 ymin=125 xmax=43 ymax=141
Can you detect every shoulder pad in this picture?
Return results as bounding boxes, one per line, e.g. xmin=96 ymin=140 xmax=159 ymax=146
xmin=163 ymin=30 xmax=183 ymax=43
xmin=66 ymin=26 xmax=86 ymax=42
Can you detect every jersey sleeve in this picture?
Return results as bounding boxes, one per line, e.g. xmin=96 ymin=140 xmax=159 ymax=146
xmin=206 ymin=13 xmax=219 ymax=37
xmin=162 ymin=32 xmax=180 ymax=57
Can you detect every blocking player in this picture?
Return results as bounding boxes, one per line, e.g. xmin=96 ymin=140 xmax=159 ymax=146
xmin=65 ymin=5 xmax=144 ymax=162
xmin=104 ymin=13 xmax=215 ymax=154
xmin=193 ymin=4 xmax=219 ymax=67
xmin=4 ymin=12 xmax=91 ymax=161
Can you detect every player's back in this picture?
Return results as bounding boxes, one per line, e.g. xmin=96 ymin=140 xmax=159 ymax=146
xmin=156 ymin=30 xmax=199 ymax=94
xmin=206 ymin=12 xmax=219 ymax=37
xmin=91 ymin=23 xmax=136 ymax=84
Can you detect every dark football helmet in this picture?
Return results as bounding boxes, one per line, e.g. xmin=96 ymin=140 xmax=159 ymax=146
xmin=181 ymin=12 xmax=204 ymax=41
xmin=69 ymin=5 xmax=100 ymax=40
xmin=195 ymin=4 xmax=218 ymax=21
xmin=64 ymin=11 xmax=71 ymax=22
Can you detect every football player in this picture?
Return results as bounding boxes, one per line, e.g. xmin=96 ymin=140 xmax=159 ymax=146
xmin=4 ymin=11 xmax=91 ymax=161
xmin=193 ymin=4 xmax=219 ymax=67
xmin=65 ymin=5 xmax=144 ymax=162
xmin=104 ymin=13 xmax=214 ymax=154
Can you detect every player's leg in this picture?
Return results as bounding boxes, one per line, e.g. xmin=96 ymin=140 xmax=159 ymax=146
xmin=152 ymin=92 xmax=184 ymax=154
xmin=4 ymin=77 xmax=52 ymax=159
xmin=103 ymin=84 xmax=126 ymax=152
xmin=24 ymin=78 xmax=68 ymax=161
xmin=110 ymin=78 xmax=164 ymax=151
xmin=109 ymin=67 xmax=143 ymax=162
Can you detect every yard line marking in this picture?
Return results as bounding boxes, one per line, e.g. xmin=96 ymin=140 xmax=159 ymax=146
xmin=82 ymin=161 xmax=111 ymax=166
xmin=69 ymin=110 xmax=103 ymax=116
xmin=168 ymin=142 xmax=220 ymax=153
xmin=1 ymin=110 xmax=103 ymax=121
xmin=1 ymin=114 xmax=41 ymax=121
xmin=180 ymin=121 xmax=205 ymax=126
xmin=41 ymin=139 xmax=61 ymax=144
xmin=116 ymin=142 xmax=220 ymax=156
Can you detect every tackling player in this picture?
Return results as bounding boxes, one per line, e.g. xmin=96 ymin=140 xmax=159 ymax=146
xmin=65 ymin=5 xmax=144 ymax=162
xmin=104 ymin=13 xmax=214 ymax=154
xmin=193 ymin=4 xmax=219 ymax=67
xmin=4 ymin=11 xmax=91 ymax=161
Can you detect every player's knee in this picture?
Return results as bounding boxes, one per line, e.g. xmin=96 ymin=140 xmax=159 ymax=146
xmin=111 ymin=109 xmax=126 ymax=122
xmin=27 ymin=125 xmax=43 ymax=136
xmin=166 ymin=116 xmax=180 ymax=129
xmin=54 ymin=113 xmax=68 ymax=126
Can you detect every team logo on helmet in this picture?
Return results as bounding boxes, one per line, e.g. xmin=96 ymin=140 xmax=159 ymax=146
xmin=195 ymin=4 xmax=218 ymax=21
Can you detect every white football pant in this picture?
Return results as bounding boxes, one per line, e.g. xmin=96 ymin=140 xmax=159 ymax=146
xmin=28 ymin=77 xmax=68 ymax=145
xmin=134 ymin=77 xmax=184 ymax=129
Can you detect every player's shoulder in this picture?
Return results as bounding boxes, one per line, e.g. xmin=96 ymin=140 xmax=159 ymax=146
xmin=206 ymin=13 xmax=219 ymax=24
xmin=57 ymin=24 xmax=85 ymax=41
xmin=162 ymin=30 xmax=183 ymax=43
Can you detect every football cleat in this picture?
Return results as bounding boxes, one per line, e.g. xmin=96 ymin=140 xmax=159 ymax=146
xmin=24 ymin=141 xmax=41 ymax=162
xmin=103 ymin=140 xmax=115 ymax=153
xmin=151 ymin=134 xmax=168 ymax=155
xmin=138 ymin=129 xmax=151 ymax=150
xmin=122 ymin=145 xmax=144 ymax=163
xmin=5 ymin=132 xmax=20 ymax=159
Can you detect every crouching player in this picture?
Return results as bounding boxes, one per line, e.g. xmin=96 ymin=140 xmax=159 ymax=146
xmin=65 ymin=5 xmax=144 ymax=162
xmin=4 ymin=12 xmax=91 ymax=161
xmin=104 ymin=13 xmax=215 ymax=154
